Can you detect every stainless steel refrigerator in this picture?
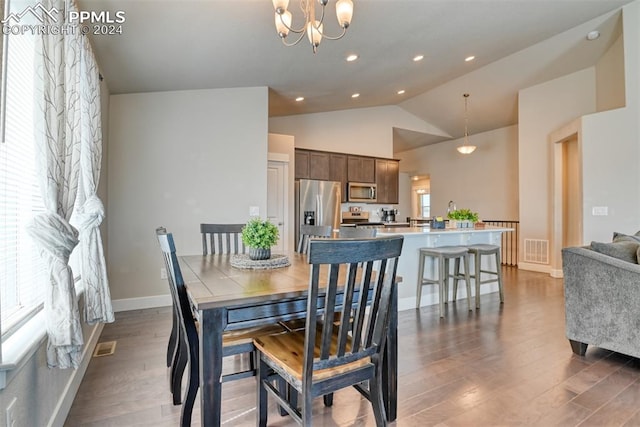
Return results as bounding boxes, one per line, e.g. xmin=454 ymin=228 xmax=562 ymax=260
xmin=295 ymin=179 xmax=342 ymax=244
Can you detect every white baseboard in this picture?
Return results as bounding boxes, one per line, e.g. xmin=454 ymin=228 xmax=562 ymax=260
xmin=49 ymin=322 xmax=104 ymax=427
xmin=111 ymin=295 xmax=172 ymax=312
xmin=550 ymin=269 xmax=564 ymax=278
xmin=518 ymin=262 xmax=551 ymax=274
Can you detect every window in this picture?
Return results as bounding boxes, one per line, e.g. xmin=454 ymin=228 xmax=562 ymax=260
xmin=420 ymin=193 xmax=430 ymax=218
xmin=0 ymin=23 xmax=47 ymax=339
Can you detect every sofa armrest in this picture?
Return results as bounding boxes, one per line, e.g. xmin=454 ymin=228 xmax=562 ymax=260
xmin=562 ymin=246 xmax=640 ymax=358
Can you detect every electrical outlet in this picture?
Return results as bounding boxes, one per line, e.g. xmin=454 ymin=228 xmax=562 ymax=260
xmin=160 ymin=268 xmax=167 ymax=279
xmin=6 ymin=397 xmax=17 ymax=427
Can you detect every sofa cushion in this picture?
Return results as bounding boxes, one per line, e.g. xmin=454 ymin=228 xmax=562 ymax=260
xmin=590 ymin=240 xmax=640 ymax=264
xmin=612 ymin=231 xmax=640 ymax=243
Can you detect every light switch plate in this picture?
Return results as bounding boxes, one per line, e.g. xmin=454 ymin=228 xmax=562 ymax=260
xmin=249 ymin=206 xmax=259 ymax=216
xmin=592 ymin=206 xmax=608 ymax=216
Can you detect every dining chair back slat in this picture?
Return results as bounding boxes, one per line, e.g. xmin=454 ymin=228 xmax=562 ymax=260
xmin=296 ymin=224 xmax=332 ymax=254
xmin=200 ymin=223 xmax=245 ymax=255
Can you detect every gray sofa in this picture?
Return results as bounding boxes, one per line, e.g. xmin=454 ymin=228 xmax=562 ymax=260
xmin=562 ymin=245 xmax=640 ymax=358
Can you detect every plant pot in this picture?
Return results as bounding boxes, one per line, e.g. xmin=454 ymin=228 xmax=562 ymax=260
xmin=248 ymin=247 xmax=271 ymax=260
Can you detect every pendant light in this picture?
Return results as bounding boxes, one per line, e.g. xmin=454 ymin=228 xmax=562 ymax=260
xmin=457 ymin=93 xmax=477 ymax=154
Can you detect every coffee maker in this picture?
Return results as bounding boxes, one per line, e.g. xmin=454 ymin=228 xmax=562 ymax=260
xmin=380 ymin=208 xmax=398 ymax=223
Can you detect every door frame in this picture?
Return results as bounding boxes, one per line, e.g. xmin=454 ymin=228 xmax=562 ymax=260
xmin=267 ymin=154 xmax=290 ymax=253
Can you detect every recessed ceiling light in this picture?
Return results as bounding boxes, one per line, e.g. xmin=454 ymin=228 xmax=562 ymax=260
xmin=295 ymin=96 xmax=304 ymax=102
xmin=465 ymin=56 xmax=475 ymax=62
xmin=413 ymin=55 xmax=424 ymax=62
xmin=346 ymin=54 xmax=358 ymax=62
xmin=351 ymin=93 xmax=360 ymax=98
xmin=397 ymin=90 xmax=405 ymax=95
xmin=586 ymin=30 xmax=600 ymax=41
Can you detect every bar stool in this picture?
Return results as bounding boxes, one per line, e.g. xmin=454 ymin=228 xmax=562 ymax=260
xmin=416 ymin=246 xmax=473 ymax=317
xmin=457 ymin=244 xmax=504 ymax=309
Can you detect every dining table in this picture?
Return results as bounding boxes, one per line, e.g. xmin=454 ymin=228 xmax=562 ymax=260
xmin=178 ymin=252 xmax=399 ymax=427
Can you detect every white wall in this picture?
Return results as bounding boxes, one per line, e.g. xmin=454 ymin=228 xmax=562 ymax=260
xmin=269 ymin=105 xmax=438 ymax=159
xmin=596 ymin=32 xmax=626 ymax=112
xmin=108 ymin=87 xmax=268 ymax=303
xmin=518 ymin=68 xmax=596 ymax=271
xmin=581 ymin=0 xmax=640 ymax=243
xmin=397 ymin=125 xmax=519 ymax=221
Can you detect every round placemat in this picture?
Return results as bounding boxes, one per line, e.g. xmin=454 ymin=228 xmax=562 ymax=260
xmin=230 ymin=254 xmax=291 ymax=270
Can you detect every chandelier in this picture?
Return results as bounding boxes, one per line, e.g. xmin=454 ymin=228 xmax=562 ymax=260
xmin=457 ymin=93 xmax=477 ymax=154
xmin=272 ymin=0 xmax=354 ymax=53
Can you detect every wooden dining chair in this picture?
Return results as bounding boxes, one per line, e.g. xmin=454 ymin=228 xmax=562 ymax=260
xmin=254 ymin=235 xmax=404 ymax=426
xmin=296 ymin=224 xmax=332 ymax=254
xmin=156 ymin=228 xmax=285 ymax=426
xmin=338 ymin=226 xmax=378 ymax=238
xmin=200 ymin=223 xmax=245 ymax=255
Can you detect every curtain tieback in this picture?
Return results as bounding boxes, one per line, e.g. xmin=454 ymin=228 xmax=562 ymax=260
xmin=26 ymin=212 xmax=79 ymax=263
xmin=77 ymin=194 xmax=105 ymax=231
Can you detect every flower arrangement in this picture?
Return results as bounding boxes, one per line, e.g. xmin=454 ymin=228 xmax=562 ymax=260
xmin=241 ymin=218 xmax=279 ymax=250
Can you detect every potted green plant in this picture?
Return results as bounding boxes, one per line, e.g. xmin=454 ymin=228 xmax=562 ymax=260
xmin=241 ymin=218 xmax=279 ymax=260
xmin=447 ymin=208 xmax=479 ymax=228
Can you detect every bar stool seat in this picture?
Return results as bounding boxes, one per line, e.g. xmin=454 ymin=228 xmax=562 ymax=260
xmin=416 ymin=246 xmax=473 ymax=317
xmin=459 ymin=244 xmax=504 ymax=309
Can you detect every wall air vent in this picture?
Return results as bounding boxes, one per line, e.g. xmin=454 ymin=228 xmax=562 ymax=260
xmin=524 ymin=239 xmax=549 ymax=264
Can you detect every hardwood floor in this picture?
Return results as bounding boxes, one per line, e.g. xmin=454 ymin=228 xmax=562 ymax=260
xmin=65 ymin=267 xmax=640 ymax=426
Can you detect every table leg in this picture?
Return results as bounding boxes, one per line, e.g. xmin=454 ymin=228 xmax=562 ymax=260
xmin=200 ymin=308 xmax=225 ymax=427
xmin=383 ymin=283 xmax=398 ymax=422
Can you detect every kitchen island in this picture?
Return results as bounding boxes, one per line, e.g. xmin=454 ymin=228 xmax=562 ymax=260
xmin=377 ymin=226 xmax=512 ymax=311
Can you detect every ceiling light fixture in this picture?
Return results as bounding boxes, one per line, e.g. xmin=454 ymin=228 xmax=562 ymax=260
xmin=272 ymin=0 xmax=354 ymax=53
xmin=457 ymin=93 xmax=477 ymax=154
xmin=346 ymin=53 xmax=358 ymax=62
xmin=465 ymin=55 xmax=475 ymax=62
xmin=397 ymin=90 xmax=406 ymax=95
xmin=586 ymin=30 xmax=600 ymax=41
xmin=351 ymin=93 xmax=360 ymax=98
xmin=295 ymin=96 xmax=305 ymax=102
xmin=413 ymin=54 xmax=424 ymax=62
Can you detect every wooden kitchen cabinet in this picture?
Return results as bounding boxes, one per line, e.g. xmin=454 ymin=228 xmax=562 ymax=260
xmin=295 ymin=150 xmax=309 ymax=179
xmin=347 ymin=156 xmax=376 ymax=183
xmin=295 ymin=149 xmax=331 ymax=180
xmin=308 ymin=151 xmax=330 ymax=180
xmin=376 ymin=159 xmax=400 ymax=204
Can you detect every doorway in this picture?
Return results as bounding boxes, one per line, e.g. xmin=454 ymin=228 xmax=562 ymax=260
xmin=551 ymin=121 xmax=583 ymax=278
xmin=267 ymin=160 xmax=289 ymax=253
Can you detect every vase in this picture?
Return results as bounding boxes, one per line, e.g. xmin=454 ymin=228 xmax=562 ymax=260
xmin=249 ymin=247 xmax=271 ymax=260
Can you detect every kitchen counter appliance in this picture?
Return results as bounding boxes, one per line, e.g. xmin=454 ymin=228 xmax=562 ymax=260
xmin=381 ymin=208 xmax=398 ymax=223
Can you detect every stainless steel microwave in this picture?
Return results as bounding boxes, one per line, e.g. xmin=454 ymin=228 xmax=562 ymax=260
xmin=348 ymin=182 xmax=377 ymax=203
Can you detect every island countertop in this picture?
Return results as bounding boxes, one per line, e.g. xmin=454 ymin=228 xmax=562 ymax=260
xmin=377 ymin=225 xmax=512 ymax=236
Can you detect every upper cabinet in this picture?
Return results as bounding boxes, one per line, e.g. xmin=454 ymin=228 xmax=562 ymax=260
xmin=294 ymin=149 xmax=399 ymax=204
xmin=376 ymin=159 xmax=400 ymax=204
xmin=347 ymin=156 xmax=375 ymax=183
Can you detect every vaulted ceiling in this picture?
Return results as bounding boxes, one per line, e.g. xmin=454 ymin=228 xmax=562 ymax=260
xmin=79 ymin=0 xmax=632 ymax=153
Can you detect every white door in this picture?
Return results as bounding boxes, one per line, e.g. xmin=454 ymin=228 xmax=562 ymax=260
xmin=267 ymin=161 xmax=288 ymax=253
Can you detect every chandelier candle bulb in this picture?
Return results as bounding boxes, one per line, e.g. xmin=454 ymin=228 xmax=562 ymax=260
xmin=336 ymin=0 xmax=354 ymax=28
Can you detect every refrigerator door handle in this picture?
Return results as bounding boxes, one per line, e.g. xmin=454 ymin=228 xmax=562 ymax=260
xmin=316 ymin=194 xmax=322 ymax=225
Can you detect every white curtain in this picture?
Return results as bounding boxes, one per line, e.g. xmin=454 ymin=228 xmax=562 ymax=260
xmin=77 ymin=35 xmax=114 ymax=325
xmin=27 ymin=0 xmax=112 ymax=368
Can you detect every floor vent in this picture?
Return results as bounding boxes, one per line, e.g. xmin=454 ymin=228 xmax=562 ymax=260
xmin=93 ymin=341 xmax=117 ymax=357
xmin=524 ymin=239 xmax=549 ymax=264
